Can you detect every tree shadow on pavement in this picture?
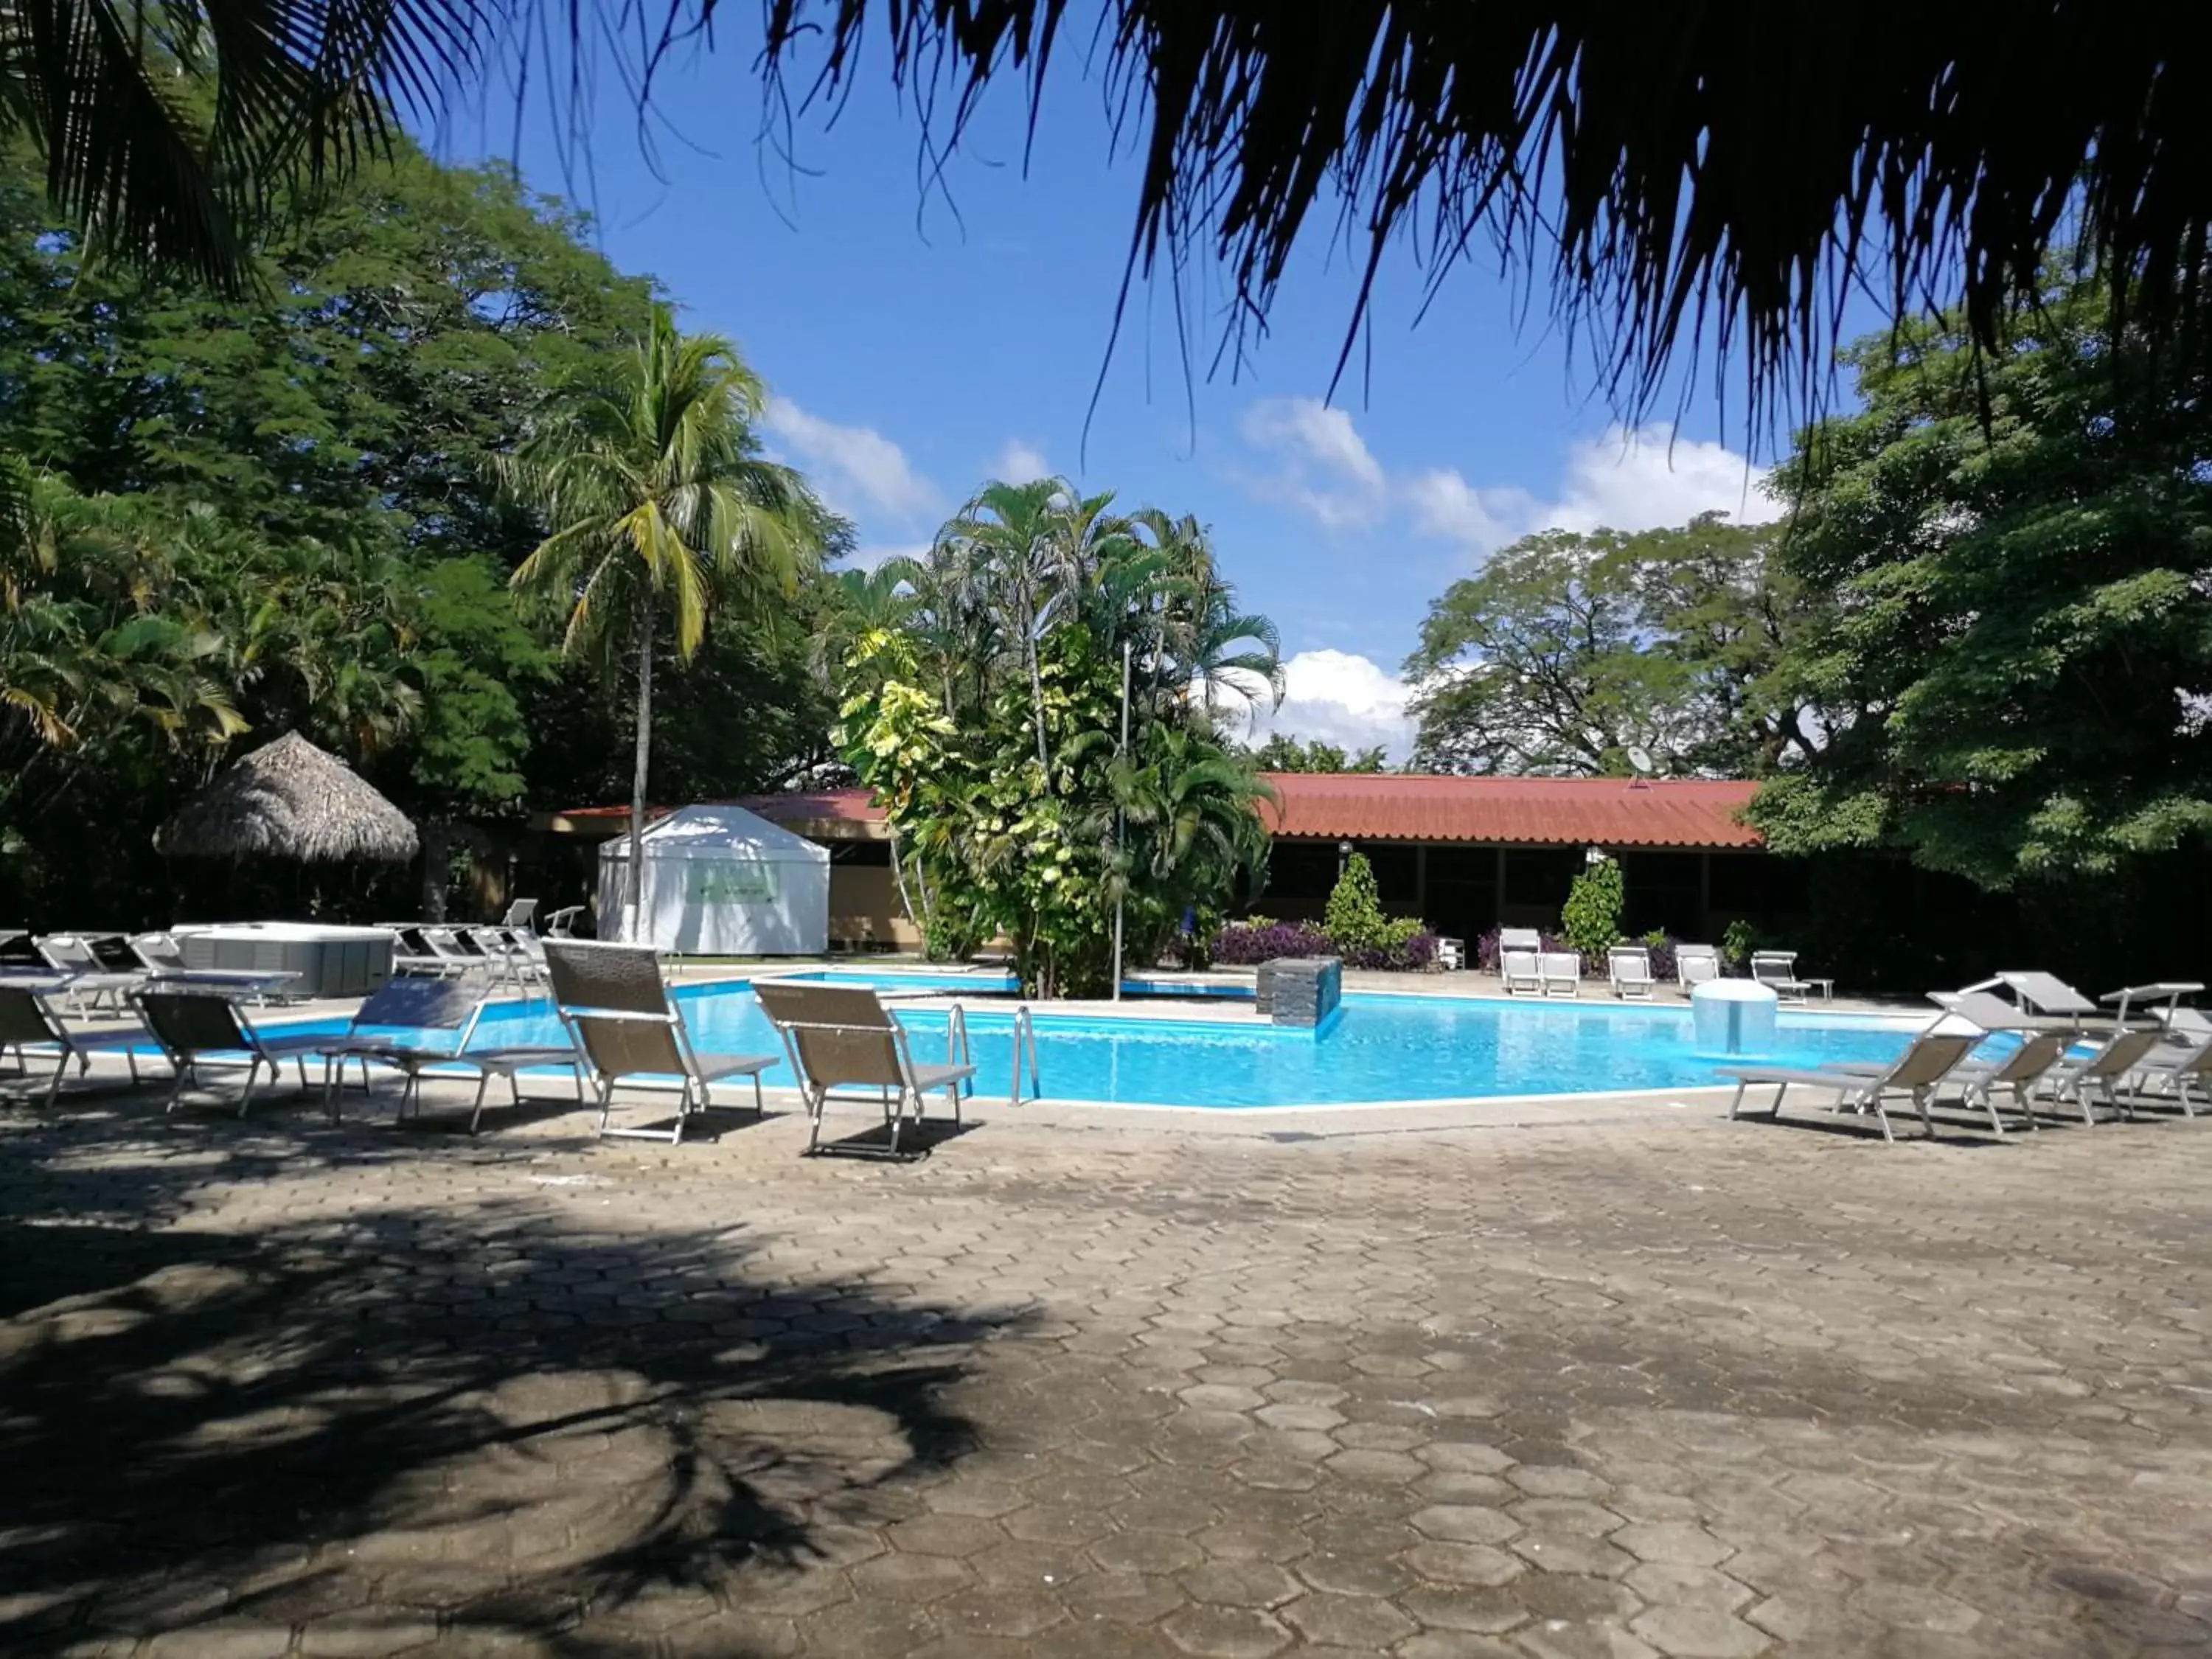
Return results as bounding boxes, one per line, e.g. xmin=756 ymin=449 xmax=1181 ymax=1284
xmin=0 ymin=1107 xmax=1026 ymax=1657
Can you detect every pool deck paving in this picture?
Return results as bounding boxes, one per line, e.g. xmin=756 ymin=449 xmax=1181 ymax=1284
xmin=4 ymin=1037 xmax=2210 ymax=1659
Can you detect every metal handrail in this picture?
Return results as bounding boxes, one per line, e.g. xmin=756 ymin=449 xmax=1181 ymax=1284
xmin=1009 ymin=1003 xmax=1042 ymax=1105
xmin=945 ymin=1002 xmax=975 ymax=1100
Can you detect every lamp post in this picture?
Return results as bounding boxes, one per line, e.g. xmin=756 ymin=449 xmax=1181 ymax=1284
xmin=1338 ymin=840 xmax=1354 ymax=879
xmin=1111 ymin=637 xmax=1133 ymax=1002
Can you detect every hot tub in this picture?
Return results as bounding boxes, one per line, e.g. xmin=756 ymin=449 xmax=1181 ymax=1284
xmin=173 ymin=923 xmax=394 ymax=999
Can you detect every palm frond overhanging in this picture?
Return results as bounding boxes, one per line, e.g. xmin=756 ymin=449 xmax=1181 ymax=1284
xmin=759 ymin=0 xmax=2212 ymax=419
xmin=0 ymin=0 xmax=479 ymax=289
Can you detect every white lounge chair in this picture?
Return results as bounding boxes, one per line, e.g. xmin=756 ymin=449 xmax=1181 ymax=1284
xmin=1975 ymin=970 xmax=2099 ymax=1020
xmin=1719 ymin=1026 xmax=1983 ymax=1144
xmin=1500 ymin=948 xmax=1543 ymax=995
xmin=33 ymin=933 xmax=147 ymax=1014
xmin=2051 ymin=1025 xmax=2168 ymax=1125
xmin=1537 ymin=951 xmax=1582 ymax=997
xmin=754 ymin=980 xmax=978 ymax=1158
xmin=1750 ymin=950 xmax=1832 ymax=1003
xmin=1607 ymin=947 xmax=1655 ymax=1001
xmin=1675 ymin=944 xmax=1722 ymax=990
xmin=543 ymin=941 xmax=777 ymax=1144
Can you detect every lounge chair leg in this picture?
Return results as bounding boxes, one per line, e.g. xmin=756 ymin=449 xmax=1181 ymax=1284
xmin=752 ymin=1071 xmax=765 ymax=1117
xmin=1728 ymin=1082 xmax=1747 ymax=1121
xmin=1770 ymin=1082 xmax=1788 ymax=1119
xmin=470 ymin=1070 xmax=492 ymax=1133
xmin=596 ymin=1079 xmax=616 ymax=1138
xmin=44 ymin=1051 xmax=69 ymax=1109
xmin=1870 ymin=1092 xmax=1895 ymax=1144
xmin=1913 ymin=1085 xmax=1935 ymax=1138
xmin=237 ymin=1060 xmax=264 ymax=1119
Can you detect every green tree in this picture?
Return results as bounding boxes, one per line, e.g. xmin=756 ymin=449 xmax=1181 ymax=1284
xmin=1248 ymin=734 xmax=1388 ymax=773
xmin=1559 ymin=855 xmax=1624 ymax=959
xmin=1322 ymin=852 xmax=1389 ymax=955
xmin=503 ymin=305 xmax=835 ymax=936
xmin=1751 ymin=270 xmax=2212 ymax=886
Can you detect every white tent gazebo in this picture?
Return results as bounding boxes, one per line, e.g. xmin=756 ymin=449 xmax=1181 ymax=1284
xmin=597 ymin=804 xmax=830 ymax=955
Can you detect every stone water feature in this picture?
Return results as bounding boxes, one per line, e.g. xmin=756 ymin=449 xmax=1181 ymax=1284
xmin=1691 ymin=978 xmax=1781 ymax=1057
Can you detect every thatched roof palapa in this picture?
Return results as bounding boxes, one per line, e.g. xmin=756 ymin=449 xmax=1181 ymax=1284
xmin=158 ymin=732 xmax=420 ymax=863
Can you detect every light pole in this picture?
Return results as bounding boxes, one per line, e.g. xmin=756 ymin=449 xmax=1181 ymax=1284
xmin=1111 ymin=637 xmax=1132 ymax=1001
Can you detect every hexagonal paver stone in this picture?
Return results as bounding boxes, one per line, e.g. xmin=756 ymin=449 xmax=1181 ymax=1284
xmin=888 ymin=1515 xmax=1006 ymax=1557
xmin=925 ymin=1483 xmax=1029 ymax=1519
xmin=1295 ymin=1549 xmax=1413 ymax=1598
xmin=1624 ymin=1563 xmax=1753 ymax=1614
xmin=1517 ymin=1624 xmax=1661 ymax=1659
xmin=1628 ymin=1604 xmax=1772 ymax=1658
xmin=1850 ymin=1582 xmax=1981 ymax=1633
xmin=929 ymin=1585 xmax=1071 ymax=1641
xmin=1401 ymin=1542 xmax=1525 ymax=1587
xmin=794 ymin=1600 xmax=942 ymax=1659
xmin=1160 ymin=1604 xmax=1294 ymax=1658
xmin=1059 ymin=1572 xmax=1188 ymax=1627
xmin=1280 ymin=1590 xmax=1418 ymax=1647
xmin=1420 ymin=1441 xmax=1517 ymax=1475
xmin=145 ymin=1621 xmax=291 ymax=1659
xmin=1509 ymin=1464 xmax=1614 ymax=1500
xmin=1261 ymin=1381 xmax=1347 ymax=1407
xmin=1509 ymin=1498 xmax=1624 ymax=1537
xmin=1325 ymin=1448 xmax=1426 ymax=1484
xmin=1090 ymin=1531 xmax=1205 ymax=1576
xmin=1397 ymin=1635 xmax=1526 ymax=1659
xmin=1164 ymin=1554 xmax=1298 ymax=1613
xmin=1179 ymin=1383 xmax=1267 ymax=1413
xmin=1613 ymin=1523 xmax=1733 ymax=1568
xmin=849 ymin=1553 xmax=975 ymax=1604
xmin=1004 ymin=1506 xmax=1116 ymax=1547
xmin=1400 ymin=1583 xmax=1533 ymax=1635
xmin=1191 ymin=1522 xmax=1312 ymax=1564
xmin=1255 ymin=1402 xmax=1344 ymax=1433
xmin=1412 ymin=1505 xmax=1522 ymax=1545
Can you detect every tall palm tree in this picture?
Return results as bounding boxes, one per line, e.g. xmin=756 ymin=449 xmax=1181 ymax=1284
xmin=501 ymin=305 xmax=830 ymax=936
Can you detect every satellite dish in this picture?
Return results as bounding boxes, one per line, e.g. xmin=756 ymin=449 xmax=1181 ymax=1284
xmin=1627 ymin=745 xmax=1656 ymax=776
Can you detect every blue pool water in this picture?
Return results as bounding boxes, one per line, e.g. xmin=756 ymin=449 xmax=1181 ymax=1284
xmin=261 ymin=973 xmax=1921 ymax=1110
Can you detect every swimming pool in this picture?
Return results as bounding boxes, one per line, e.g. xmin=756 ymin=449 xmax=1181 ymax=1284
xmin=270 ymin=973 xmax=1923 ymax=1110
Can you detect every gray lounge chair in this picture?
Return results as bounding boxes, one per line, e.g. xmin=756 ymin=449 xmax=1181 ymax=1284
xmin=1537 ymin=950 xmax=1582 ymax=997
xmin=542 ymin=941 xmax=776 ymax=1144
xmin=1838 ymin=997 xmax=2074 ymax=1135
xmin=1 ymin=983 xmax=157 ymax=1106
xmin=754 ymin=980 xmax=977 ymax=1158
xmin=1719 ymin=1026 xmax=1983 ymax=1144
xmin=260 ymin=971 xmax=585 ymax=1132
xmin=133 ymin=989 xmax=316 ymax=1116
xmin=34 ymin=933 xmax=148 ymax=1014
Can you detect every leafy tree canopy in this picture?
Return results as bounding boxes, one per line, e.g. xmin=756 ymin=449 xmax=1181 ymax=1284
xmin=1404 ymin=515 xmax=1820 ymax=778
xmin=1749 ymin=271 xmax=2212 ymax=888
xmin=1248 ymin=734 xmax=1388 ymax=773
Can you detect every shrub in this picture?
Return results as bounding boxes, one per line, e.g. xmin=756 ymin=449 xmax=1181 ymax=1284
xmin=1722 ymin=917 xmax=1759 ymax=968
xmin=1323 ymin=852 xmax=1391 ymax=954
xmin=1342 ymin=922 xmax=1440 ymax=971
xmin=1211 ymin=920 xmax=1333 ymax=964
xmin=1559 ymin=855 xmax=1625 ymax=959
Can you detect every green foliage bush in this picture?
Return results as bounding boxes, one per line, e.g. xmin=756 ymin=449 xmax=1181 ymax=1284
xmin=1722 ymin=917 xmax=1760 ymax=966
xmin=1323 ymin=853 xmax=1391 ymax=953
xmin=1560 ymin=856 xmax=1625 ymax=958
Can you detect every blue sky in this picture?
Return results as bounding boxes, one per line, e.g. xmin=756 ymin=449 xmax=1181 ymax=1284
xmin=431 ymin=27 xmax=1803 ymax=759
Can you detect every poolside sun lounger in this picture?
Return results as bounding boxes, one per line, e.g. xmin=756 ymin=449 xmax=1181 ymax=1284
xmin=754 ymin=980 xmax=977 ymax=1158
xmin=133 ymin=989 xmax=318 ymax=1116
xmin=502 ymin=897 xmax=539 ymax=930
xmin=1607 ymin=947 xmax=1655 ymax=1000
xmin=1719 ymin=1026 xmax=1983 ymax=1144
xmin=1499 ymin=948 xmax=1543 ymax=995
xmin=1977 ymin=970 xmax=2100 ymax=1020
xmin=1751 ymin=950 xmax=1832 ymax=1003
xmin=1837 ymin=1004 xmax=2074 ymax=1135
xmin=1674 ymin=944 xmax=1721 ymax=991
xmin=1 ymin=983 xmax=158 ymax=1106
xmin=2051 ymin=1025 xmax=2169 ymax=1124
xmin=542 ymin=941 xmax=777 ymax=1144
xmin=33 ymin=933 xmax=149 ymax=1014
xmin=274 ymin=971 xmax=585 ymax=1132
xmin=1537 ymin=951 xmax=1582 ymax=997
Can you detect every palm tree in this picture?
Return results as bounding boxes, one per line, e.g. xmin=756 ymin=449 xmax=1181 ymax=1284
xmin=501 ymin=305 xmax=830 ymax=937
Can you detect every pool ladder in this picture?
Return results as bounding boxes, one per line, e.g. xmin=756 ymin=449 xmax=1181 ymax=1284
xmin=946 ymin=1001 xmax=1042 ymax=1105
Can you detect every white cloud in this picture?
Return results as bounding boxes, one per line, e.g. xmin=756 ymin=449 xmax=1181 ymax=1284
xmin=762 ymin=400 xmax=943 ymax=524
xmin=1235 ymin=397 xmax=1389 ymax=530
xmin=1234 ymin=401 xmax=1776 ymax=559
xmin=990 ymin=439 xmax=1053 ymax=484
xmin=1246 ymin=649 xmax=1416 ymax=762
